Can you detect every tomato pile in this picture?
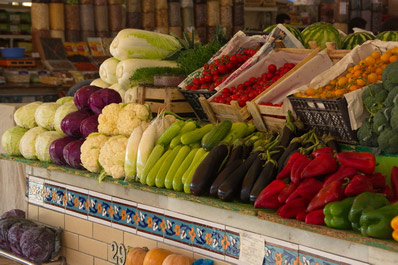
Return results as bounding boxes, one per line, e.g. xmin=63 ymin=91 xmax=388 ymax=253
xmin=185 ymin=48 xmax=259 ymax=91
xmin=213 ymin=63 xmax=296 ymax=107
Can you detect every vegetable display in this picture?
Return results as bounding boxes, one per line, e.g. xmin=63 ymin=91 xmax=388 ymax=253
xmin=301 ymin=22 xmax=341 ymax=49
xmin=34 ymin=103 xmax=60 ymax=131
xmin=13 ymin=101 xmax=42 ymax=129
xmin=1 ymin=126 xmax=28 ymax=156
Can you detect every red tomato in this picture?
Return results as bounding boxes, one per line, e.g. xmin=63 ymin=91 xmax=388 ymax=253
xmin=238 ymin=100 xmax=246 ymax=107
xmin=268 ymin=64 xmax=277 ymax=73
xmin=204 ymin=75 xmax=212 ymax=83
xmin=230 ymin=55 xmax=238 ymax=64
xmin=231 ymin=94 xmax=239 ymax=100
xmin=266 ymin=72 xmax=274 ymax=80
xmin=212 ymin=75 xmax=220 ymax=82
xmin=222 ymin=88 xmax=231 ymax=94
xmin=193 ymin=78 xmax=201 ymax=85
xmin=218 ymin=65 xmax=227 ymax=74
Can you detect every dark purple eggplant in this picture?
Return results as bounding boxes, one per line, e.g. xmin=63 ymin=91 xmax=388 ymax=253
xmin=210 ymin=159 xmax=244 ymax=197
xmin=217 ymin=151 xmax=260 ymax=201
xmin=224 ymin=145 xmax=243 ymax=168
xmin=240 ymin=155 xmax=264 ymax=203
xmin=242 ymin=143 xmax=253 ymax=159
xmin=190 ymin=144 xmax=229 ymax=196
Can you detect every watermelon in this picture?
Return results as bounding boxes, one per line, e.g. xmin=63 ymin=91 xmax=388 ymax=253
xmin=377 ymin=31 xmax=398 ymax=41
xmin=342 ymin=32 xmax=376 ymax=49
xmin=264 ymin=24 xmax=304 ymax=45
xmin=302 ymin=22 xmax=341 ymax=49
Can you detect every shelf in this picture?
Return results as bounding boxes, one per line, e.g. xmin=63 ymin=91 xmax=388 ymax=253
xmin=244 ymin=6 xmax=278 ymax=12
xmin=0 ymin=35 xmax=31 ymax=40
xmin=0 ymin=250 xmax=65 ymax=265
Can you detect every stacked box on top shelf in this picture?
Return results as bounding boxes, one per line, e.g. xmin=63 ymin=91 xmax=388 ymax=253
xmin=248 ymin=46 xmax=350 ymax=132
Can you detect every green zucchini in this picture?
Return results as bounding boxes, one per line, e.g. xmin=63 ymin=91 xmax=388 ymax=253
xmin=181 ymin=124 xmax=214 ymax=145
xmin=201 ymin=120 xmax=232 ymax=151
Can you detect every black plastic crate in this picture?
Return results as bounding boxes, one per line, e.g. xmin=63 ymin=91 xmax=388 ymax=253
xmin=179 ymin=89 xmax=216 ymax=121
xmin=288 ymin=95 xmax=358 ymax=144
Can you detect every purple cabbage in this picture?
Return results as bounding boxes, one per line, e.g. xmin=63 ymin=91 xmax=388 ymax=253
xmin=0 ymin=217 xmax=23 ymax=251
xmin=8 ymin=220 xmax=36 ymax=256
xmin=74 ymin=85 xmax=101 ymax=111
xmin=89 ymin=88 xmax=122 ymax=114
xmin=80 ymin=115 xmax=99 ymax=138
xmin=1 ymin=209 xmax=25 ymax=219
xmin=61 ymin=110 xmax=92 ymax=138
xmin=49 ymin=136 xmax=77 ymax=166
xmin=20 ymin=226 xmax=55 ymax=263
xmin=63 ymin=139 xmax=85 ymax=169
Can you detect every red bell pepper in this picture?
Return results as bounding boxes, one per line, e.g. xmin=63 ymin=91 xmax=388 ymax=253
xmin=278 ymin=183 xmax=297 ymax=204
xmin=296 ymin=211 xmax=307 ymax=221
xmin=291 ymin=156 xmax=311 ymax=184
xmin=323 ymin=165 xmax=357 ymax=187
xmin=276 ymin=152 xmax=305 ymax=180
xmin=277 ymin=197 xmax=309 ymax=219
xmin=369 ymin=172 xmax=386 ymax=189
xmin=382 ymin=185 xmax=395 ymax=201
xmin=391 ymin=166 xmax=398 ymax=200
xmin=286 ymin=178 xmax=323 ymax=203
xmin=311 ymin=147 xmax=335 ymax=159
xmin=254 ymin=179 xmax=286 ymax=209
xmin=344 ymin=174 xmax=374 ymax=197
xmin=336 ymin=152 xmax=376 ymax=175
xmin=307 ymin=180 xmax=345 ymax=212
xmin=301 ymin=153 xmax=338 ymax=179
xmin=305 ymin=209 xmax=325 ymax=225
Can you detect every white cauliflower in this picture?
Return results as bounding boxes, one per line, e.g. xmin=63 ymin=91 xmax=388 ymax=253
xmin=98 ymin=135 xmax=128 ymax=179
xmin=98 ymin=103 xmax=122 ymax=136
xmin=116 ymin=103 xmax=150 ymax=137
xmin=80 ymin=133 xmax=109 ymax=173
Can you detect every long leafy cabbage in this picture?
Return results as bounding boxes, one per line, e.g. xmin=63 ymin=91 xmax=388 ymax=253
xmin=110 ymin=29 xmax=182 ymax=61
xmin=99 ymin=57 xmax=120 ymax=84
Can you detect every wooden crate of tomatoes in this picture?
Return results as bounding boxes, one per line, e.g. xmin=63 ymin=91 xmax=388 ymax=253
xmin=248 ymin=47 xmax=350 ymax=132
xmin=199 ymin=48 xmax=320 ymax=124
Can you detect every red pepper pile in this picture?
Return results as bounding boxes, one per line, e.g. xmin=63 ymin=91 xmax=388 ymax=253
xmin=253 ymin=148 xmax=398 ymax=225
xmin=185 ymin=48 xmax=259 ymax=91
xmin=213 ymin=63 xmax=296 ymax=107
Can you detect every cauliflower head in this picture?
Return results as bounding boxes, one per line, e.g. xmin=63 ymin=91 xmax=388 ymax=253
xmin=98 ymin=103 xmax=122 ymax=136
xmin=117 ymin=103 xmax=150 ymax=137
xmin=81 ymin=133 xmax=109 ymax=173
xmin=99 ymin=135 xmax=128 ymax=179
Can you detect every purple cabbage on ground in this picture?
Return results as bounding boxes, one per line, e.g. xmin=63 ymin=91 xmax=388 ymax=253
xmin=20 ymin=226 xmax=55 ymax=263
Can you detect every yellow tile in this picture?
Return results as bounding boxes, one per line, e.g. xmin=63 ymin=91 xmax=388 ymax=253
xmin=157 ymin=242 xmax=193 ymax=258
xmin=62 ymin=231 xmax=79 ymax=250
xmin=79 ymin=236 xmax=108 ymax=260
xmin=65 ymin=214 xmax=93 ymax=238
xmin=28 ymin=204 xmax=38 ymax=221
xmin=193 ymin=253 xmax=232 ymax=265
xmin=65 ymin=248 xmax=93 ymax=265
xmin=38 ymin=207 xmax=64 ymax=228
xmin=94 ymin=258 xmax=113 ymax=265
xmin=93 ymin=223 xmax=123 ymax=244
xmin=123 ymin=232 xmax=158 ymax=249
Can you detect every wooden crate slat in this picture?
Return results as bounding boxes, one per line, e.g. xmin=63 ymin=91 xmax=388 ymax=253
xmin=262 ymin=116 xmax=285 ymax=132
xmin=144 ymin=87 xmax=167 ymax=99
xmin=199 ymin=97 xmax=218 ymax=124
xmin=169 ymin=102 xmax=194 ymax=113
xmin=247 ymin=101 xmax=267 ymax=132
xmin=258 ymin=105 xmax=288 ymax=116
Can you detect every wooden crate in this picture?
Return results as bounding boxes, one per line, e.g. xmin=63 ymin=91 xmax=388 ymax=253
xmin=199 ymin=47 xmax=321 ymax=125
xmin=136 ymin=85 xmax=194 ymax=114
xmin=248 ymin=45 xmax=351 ymax=132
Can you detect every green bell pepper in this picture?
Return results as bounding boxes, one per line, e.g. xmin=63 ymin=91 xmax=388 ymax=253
xmin=360 ymin=203 xmax=398 ymax=239
xmin=348 ymin=192 xmax=389 ymax=231
xmin=324 ymin=197 xmax=355 ymax=229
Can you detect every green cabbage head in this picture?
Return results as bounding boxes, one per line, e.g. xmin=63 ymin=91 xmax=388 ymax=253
xmin=1 ymin=126 xmax=28 ymax=155
xmin=35 ymin=103 xmax=60 ymax=130
xmin=14 ymin=102 xmax=43 ymax=129
xmin=35 ymin=131 xmax=65 ymax=162
xmin=19 ymin=126 xmax=48 ymax=159
xmin=56 ymin=96 xmax=74 ymax=105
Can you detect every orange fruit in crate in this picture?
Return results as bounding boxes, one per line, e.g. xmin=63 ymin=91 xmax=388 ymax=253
xmin=368 ymin=73 xmax=378 ymax=84
xmin=365 ymin=56 xmax=376 ymax=65
xmin=305 ymin=88 xmax=317 ymax=96
xmin=356 ymin=79 xmax=366 ymax=87
xmin=372 ymin=51 xmax=381 ymax=59
xmin=389 ymin=55 xmax=398 ymax=63
xmin=381 ymin=52 xmax=391 ymax=63
xmin=337 ymin=76 xmax=348 ymax=86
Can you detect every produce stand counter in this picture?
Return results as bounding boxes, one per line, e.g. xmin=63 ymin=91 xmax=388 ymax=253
xmin=2 ymin=154 xmax=398 ymax=265
xmin=0 ymin=83 xmax=63 ymax=103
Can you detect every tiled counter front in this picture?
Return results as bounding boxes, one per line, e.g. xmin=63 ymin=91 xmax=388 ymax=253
xmin=20 ymin=164 xmax=398 ymax=265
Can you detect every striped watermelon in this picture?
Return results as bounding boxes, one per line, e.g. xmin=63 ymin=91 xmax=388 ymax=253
xmin=377 ymin=31 xmax=398 ymax=41
xmin=302 ymin=22 xmax=341 ymax=49
xmin=342 ymin=32 xmax=376 ymax=49
xmin=264 ymin=24 xmax=304 ymax=45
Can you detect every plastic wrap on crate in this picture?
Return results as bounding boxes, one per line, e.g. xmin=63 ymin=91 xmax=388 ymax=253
xmin=289 ymin=40 xmax=398 ymax=131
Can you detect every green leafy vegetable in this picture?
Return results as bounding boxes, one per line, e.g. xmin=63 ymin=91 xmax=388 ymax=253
xmin=130 ymin=67 xmax=186 ymax=84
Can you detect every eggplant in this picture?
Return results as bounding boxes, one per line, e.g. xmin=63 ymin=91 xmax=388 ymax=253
xmin=190 ymin=144 xmax=229 ymax=196
xmin=217 ymin=151 xmax=260 ymax=201
xmin=240 ymin=155 xmax=264 ymax=203
xmin=242 ymin=143 xmax=253 ymax=159
xmin=250 ymin=152 xmax=282 ymax=203
xmin=277 ymin=141 xmax=301 ymax=173
xmin=224 ymin=145 xmax=244 ymax=168
xmin=210 ymin=159 xmax=243 ymax=197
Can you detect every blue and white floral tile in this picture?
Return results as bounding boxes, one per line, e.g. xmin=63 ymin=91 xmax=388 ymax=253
xmin=298 ymin=245 xmax=341 ymax=265
xmin=224 ymin=226 xmax=241 ymax=262
xmin=28 ymin=176 xmax=44 ymax=205
xmin=111 ymin=196 xmax=137 ymax=233
xmin=264 ymin=236 xmax=299 ymax=265
xmin=136 ymin=204 xmax=165 ymax=241
xmin=88 ymin=191 xmax=112 ymax=225
xmin=43 ymin=180 xmax=66 ymax=213
xmin=65 ymin=185 xmax=89 ymax=219
xmin=25 ymin=176 xmax=29 ymax=198
xmin=163 ymin=210 xmax=195 ymax=251
xmin=191 ymin=218 xmax=226 ymax=261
